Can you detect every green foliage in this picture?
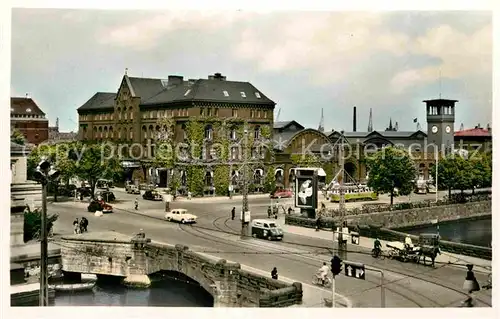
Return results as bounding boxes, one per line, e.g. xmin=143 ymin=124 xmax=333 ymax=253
xmin=186 ymin=166 xmax=204 ymax=196
xmin=323 ymin=163 xmax=334 ymax=184
xmin=469 ymin=153 xmax=492 ymax=189
xmin=264 ymin=165 xmax=276 ymax=193
xmin=11 ymin=128 xmax=26 ymax=145
xmin=72 ymin=142 xmax=123 ymax=197
xmin=214 ymin=165 xmax=230 ymax=196
xmin=23 ymin=206 xmax=58 ymax=242
xmin=367 ymin=146 xmax=416 ymax=205
xmin=290 ymin=154 xmax=320 ymax=167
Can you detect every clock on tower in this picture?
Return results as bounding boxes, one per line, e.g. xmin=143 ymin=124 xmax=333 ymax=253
xmin=424 ymin=98 xmax=457 ymax=153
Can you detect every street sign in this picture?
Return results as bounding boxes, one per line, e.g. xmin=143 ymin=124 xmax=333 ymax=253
xmin=351 ymin=232 xmax=360 ymax=245
xmin=344 ymin=261 xmax=365 ymax=280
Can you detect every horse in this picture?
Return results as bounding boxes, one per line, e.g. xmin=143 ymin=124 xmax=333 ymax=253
xmin=418 ymin=246 xmax=440 ymax=267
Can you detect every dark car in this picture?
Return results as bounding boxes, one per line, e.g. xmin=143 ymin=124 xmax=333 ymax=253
xmin=143 ymin=190 xmax=163 ymax=201
xmin=57 ymin=184 xmax=77 ymax=197
xmin=87 ymin=199 xmax=113 ymax=213
xmin=74 ymin=187 xmax=92 ymax=198
xmin=95 ymin=191 xmax=116 ymax=202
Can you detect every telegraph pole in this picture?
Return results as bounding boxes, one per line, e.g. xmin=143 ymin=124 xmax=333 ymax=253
xmin=241 ymin=126 xmax=249 ymax=239
xmin=40 ymin=181 xmax=49 ymax=306
xmin=337 ymin=131 xmax=347 ymax=260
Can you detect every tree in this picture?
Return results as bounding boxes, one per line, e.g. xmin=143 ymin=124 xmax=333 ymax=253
xmin=23 ymin=206 xmax=58 ymax=242
xmin=11 ymin=128 xmax=26 ymax=145
xmin=430 ymin=153 xmax=481 ymax=196
xmin=366 ymin=146 xmax=416 ymax=205
xmin=72 ymin=142 xmax=122 ymax=198
xmin=469 ymin=153 xmax=492 ymax=191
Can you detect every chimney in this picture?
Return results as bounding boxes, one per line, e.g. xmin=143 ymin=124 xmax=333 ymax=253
xmin=167 ymin=75 xmax=184 ymax=88
xmin=209 ymin=73 xmax=226 ymax=81
xmin=25 ymin=93 xmax=30 ymax=99
xmin=353 ymin=106 xmax=357 ymax=132
xmin=487 ymin=123 xmax=491 ymax=132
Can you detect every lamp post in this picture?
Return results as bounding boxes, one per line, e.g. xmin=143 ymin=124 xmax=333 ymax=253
xmin=33 ymin=157 xmax=60 ymax=307
xmin=337 ymin=131 xmax=347 ymax=260
xmin=241 ymin=126 xmax=250 ymax=239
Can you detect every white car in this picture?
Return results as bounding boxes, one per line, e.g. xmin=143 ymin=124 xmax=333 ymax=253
xmin=165 ymin=209 xmax=197 ymax=224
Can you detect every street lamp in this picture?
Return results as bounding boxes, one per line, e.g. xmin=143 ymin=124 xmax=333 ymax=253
xmin=241 ymin=126 xmax=250 ymax=239
xmin=337 ymin=131 xmax=347 ymax=260
xmin=32 ymin=157 xmax=60 ymax=307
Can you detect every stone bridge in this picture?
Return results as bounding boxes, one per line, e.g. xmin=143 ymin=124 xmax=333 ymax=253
xmin=58 ymin=231 xmax=303 ymax=307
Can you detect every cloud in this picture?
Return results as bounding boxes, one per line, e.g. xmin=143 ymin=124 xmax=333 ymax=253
xmin=100 ymin=11 xmax=255 ymax=49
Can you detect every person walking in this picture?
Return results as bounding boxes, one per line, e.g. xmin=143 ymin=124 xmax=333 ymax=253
xmin=271 ymin=267 xmax=278 ymax=280
xmin=134 ymin=198 xmax=139 ymax=210
xmin=73 ymin=218 xmax=79 ymax=234
xmin=81 ymin=217 xmax=88 ymax=232
xmin=267 ymin=206 xmax=272 ymax=218
xmin=231 ymin=207 xmax=236 ymax=220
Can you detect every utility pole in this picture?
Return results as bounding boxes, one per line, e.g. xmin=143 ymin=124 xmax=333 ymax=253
xmin=337 ymin=131 xmax=347 ymax=260
xmin=33 ymin=158 xmax=60 ymax=307
xmin=435 ymin=152 xmax=439 ymax=203
xmin=241 ymin=126 xmax=249 ymax=239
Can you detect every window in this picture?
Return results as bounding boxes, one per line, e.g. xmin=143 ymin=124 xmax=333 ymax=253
xmin=200 ymin=108 xmax=204 ymax=116
xmin=250 ymin=110 xmax=254 ymax=118
xmin=230 ymin=129 xmax=236 ymax=140
xmin=257 ymin=110 xmax=261 ymax=118
xmin=130 ymin=111 xmax=133 ymax=120
xmin=254 ymin=126 xmax=260 ymax=139
xmin=223 ymin=90 xmax=229 ymax=97
xmin=264 ymin=111 xmax=267 ymax=119
xmin=205 ymin=171 xmax=213 ymax=187
xmin=232 ymin=109 xmax=237 ymax=117
xmin=111 ymin=114 xmax=114 ymax=120
xmin=150 ymin=111 xmax=154 ymax=119
xmin=207 ymin=108 xmax=212 ymax=117
xmin=181 ymin=171 xmax=187 ymax=186
xmin=215 ymin=108 xmax=219 ymax=117
xmin=181 ymin=124 xmax=187 ymax=141
xmin=231 ymin=147 xmax=238 ymax=160
xmin=255 ymin=92 xmax=261 ymax=98
xmin=205 ymin=125 xmax=213 ymax=140
xmin=240 ymin=92 xmax=246 ymax=98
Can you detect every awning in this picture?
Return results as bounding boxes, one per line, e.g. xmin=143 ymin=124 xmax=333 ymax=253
xmin=317 ymin=168 xmax=326 ymax=177
xmin=275 ymin=168 xmax=284 ymax=175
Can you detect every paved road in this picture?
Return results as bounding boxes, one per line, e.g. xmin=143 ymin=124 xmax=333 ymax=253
xmin=49 ymin=191 xmax=492 ymax=308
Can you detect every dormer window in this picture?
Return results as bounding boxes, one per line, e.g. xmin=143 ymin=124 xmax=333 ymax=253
xmin=26 ymin=108 xmax=32 ymax=113
xmin=223 ymin=91 xmax=229 ymax=97
xmin=240 ymin=92 xmax=246 ymax=98
xmin=255 ymin=92 xmax=261 ymax=98
xmin=184 ymin=89 xmax=191 ymax=96
xmin=205 ymin=125 xmax=213 ymax=140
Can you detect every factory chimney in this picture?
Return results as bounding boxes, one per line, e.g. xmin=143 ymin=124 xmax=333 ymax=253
xmin=353 ymin=106 xmax=357 ymax=132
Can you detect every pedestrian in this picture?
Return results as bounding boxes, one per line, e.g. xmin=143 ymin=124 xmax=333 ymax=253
xmin=316 ymin=215 xmax=321 ymax=231
xmin=231 ymin=207 xmax=236 ymax=220
xmin=81 ymin=217 xmax=88 ymax=232
xmin=73 ymin=218 xmax=79 ymax=234
xmin=267 ymin=206 xmax=272 ymax=218
xmin=134 ymin=198 xmax=139 ymax=210
xmin=187 ymin=191 xmax=192 ymax=200
xmin=271 ymin=267 xmax=278 ymax=280
xmin=288 ymin=207 xmax=293 ymax=215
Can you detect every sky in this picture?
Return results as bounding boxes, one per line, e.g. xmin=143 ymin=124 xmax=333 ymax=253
xmin=10 ymin=9 xmax=492 ymax=133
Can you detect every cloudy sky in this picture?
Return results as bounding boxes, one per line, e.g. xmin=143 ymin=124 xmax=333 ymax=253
xmin=10 ymin=9 xmax=491 ymax=133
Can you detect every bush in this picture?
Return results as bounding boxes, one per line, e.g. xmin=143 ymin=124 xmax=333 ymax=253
xmin=285 ymin=215 xmax=337 ymax=230
xmin=24 ymin=207 xmax=58 ymax=242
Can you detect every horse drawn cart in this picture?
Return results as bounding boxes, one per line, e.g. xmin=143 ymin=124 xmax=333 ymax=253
xmin=386 ymin=240 xmax=420 ymax=262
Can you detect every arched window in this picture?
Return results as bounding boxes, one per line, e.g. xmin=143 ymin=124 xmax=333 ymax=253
xmin=129 ymin=128 xmax=133 ymax=140
xmin=275 ymin=168 xmax=284 ymax=184
xmin=118 ymin=128 xmax=122 ymax=139
xmin=205 ymin=171 xmax=213 ymax=187
xmin=129 ymin=107 xmax=134 ymax=120
xmin=180 ymin=170 xmax=187 ymax=186
xmin=253 ymin=169 xmax=263 ymax=185
xmin=181 ymin=123 xmax=187 ymax=140
xmin=205 ymin=125 xmax=213 ymax=140
xmin=231 ymin=170 xmax=239 ymax=186
xmin=109 ymin=127 xmax=114 ymax=139
xmin=142 ymin=125 xmax=147 ymax=140
xmin=254 ymin=126 xmax=260 ymax=139
xmin=155 ymin=125 xmax=161 ymax=139
xmin=149 ymin=125 xmax=154 ymax=139
xmin=104 ymin=126 xmax=108 ymax=138
xmin=98 ymin=126 xmax=103 ymax=139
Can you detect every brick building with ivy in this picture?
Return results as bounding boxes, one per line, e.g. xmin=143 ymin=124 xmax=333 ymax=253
xmin=77 ymin=71 xmax=277 ymax=196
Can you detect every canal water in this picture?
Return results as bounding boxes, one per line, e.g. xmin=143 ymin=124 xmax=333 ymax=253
xmin=54 ymin=273 xmax=213 ymax=307
xmin=401 ymin=216 xmax=492 ymax=247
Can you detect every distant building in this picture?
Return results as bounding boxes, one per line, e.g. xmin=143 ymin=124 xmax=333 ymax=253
xmin=454 ymin=124 xmax=492 ymax=153
xmin=11 ymin=96 xmax=49 ymax=145
xmin=46 ymin=118 xmax=78 ymax=144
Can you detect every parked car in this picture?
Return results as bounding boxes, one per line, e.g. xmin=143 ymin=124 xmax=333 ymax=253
xmin=97 ymin=179 xmax=113 ymax=189
xmin=58 ymin=184 xmax=77 ymax=197
xmin=143 ymin=190 xmax=163 ymax=201
xmin=164 ymin=209 xmax=197 ymax=224
xmin=251 ymin=219 xmax=284 ymax=241
xmin=74 ymin=187 xmax=92 ymax=198
xmin=126 ymin=185 xmax=141 ymax=194
xmin=270 ymin=188 xmax=293 ymax=199
xmin=87 ymin=199 xmax=113 ymax=213
xmin=95 ymin=190 xmax=116 ymax=202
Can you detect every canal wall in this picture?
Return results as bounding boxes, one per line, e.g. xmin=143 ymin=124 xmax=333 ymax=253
xmin=286 ymin=200 xmax=491 ymax=229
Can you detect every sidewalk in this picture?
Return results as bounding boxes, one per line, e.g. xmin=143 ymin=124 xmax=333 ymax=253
xmin=277 ymin=216 xmax=491 ymax=273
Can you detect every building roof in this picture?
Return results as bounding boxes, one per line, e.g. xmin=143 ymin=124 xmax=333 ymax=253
xmin=273 ymin=121 xmax=305 ymax=130
xmin=328 ymin=130 xmax=427 ymax=139
xmin=141 ymin=76 xmax=275 ymax=106
xmin=11 ymin=142 xmax=29 ymax=156
xmin=79 ymin=73 xmax=275 ymax=111
xmin=454 ymin=128 xmax=491 ymax=137
xmin=77 ymin=92 xmax=116 ymax=111
xmin=11 ymin=97 xmax=46 ymax=116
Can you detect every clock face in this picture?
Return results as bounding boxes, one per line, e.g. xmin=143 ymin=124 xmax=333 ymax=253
xmin=446 ymin=126 xmax=451 ymax=133
xmin=432 ymin=126 xmax=438 ymax=134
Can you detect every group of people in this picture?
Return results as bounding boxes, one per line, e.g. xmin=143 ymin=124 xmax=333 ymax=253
xmin=73 ymin=217 xmax=89 ymax=234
